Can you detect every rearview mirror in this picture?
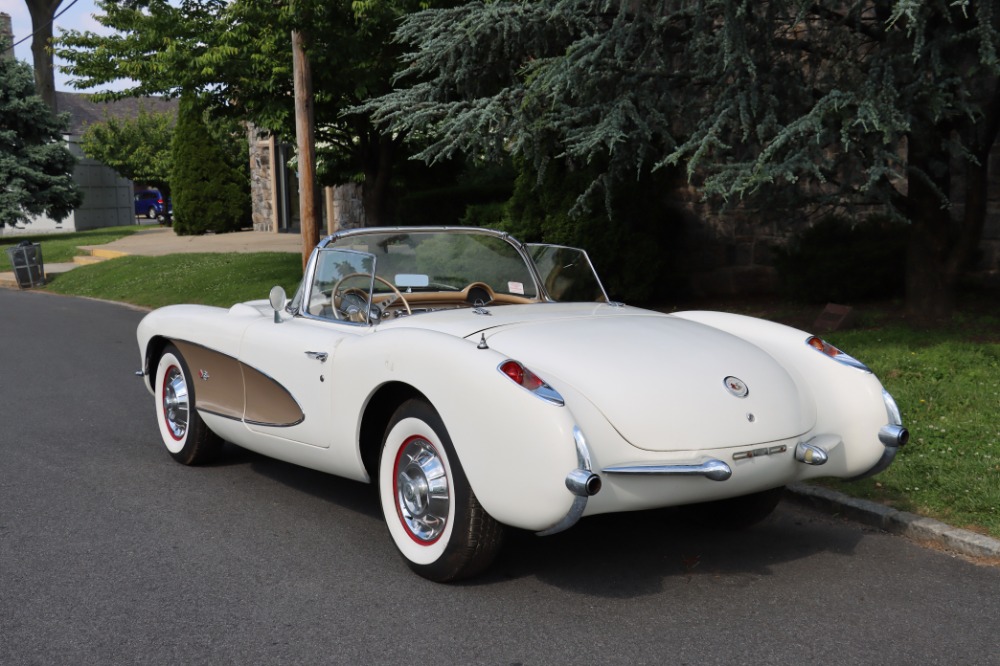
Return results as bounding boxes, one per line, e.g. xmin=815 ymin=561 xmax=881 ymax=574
xmin=269 ymin=286 xmax=287 ymax=323
xmin=395 ymin=273 xmax=429 ymax=288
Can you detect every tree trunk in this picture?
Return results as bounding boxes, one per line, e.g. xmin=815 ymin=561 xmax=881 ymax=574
xmin=25 ymin=0 xmax=61 ymax=111
xmin=904 ymin=123 xmax=959 ymax=321
xmin=362 ymin=134 xmax=397 ymax=227
xmin=903 ymin=79 xmax=1000 ymax=322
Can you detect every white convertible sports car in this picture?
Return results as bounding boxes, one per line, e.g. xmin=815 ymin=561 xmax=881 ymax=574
xmin=137 ymin=227 xmax=908 ymax=581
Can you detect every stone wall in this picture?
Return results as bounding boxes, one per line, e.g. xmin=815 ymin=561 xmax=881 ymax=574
xmin=248 ymin=127 xmax=368 ymax=234
xmin=248 ymin=128 xmax=275 ymax=232
xmin=675 ymin=146 xmax=1000 ymax=297
xmin=331 ymin=182 xmax=366 ymax=231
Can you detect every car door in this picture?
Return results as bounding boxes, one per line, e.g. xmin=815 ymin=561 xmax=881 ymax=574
xmin=238 ymin=248 xmax=378 ymax=450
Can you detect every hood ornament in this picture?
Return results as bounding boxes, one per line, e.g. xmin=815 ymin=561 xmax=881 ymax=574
xmin=723 ymin=376 xmax=748 ymax=398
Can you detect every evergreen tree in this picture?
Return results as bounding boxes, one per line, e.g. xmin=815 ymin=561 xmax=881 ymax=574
xmin=364 ymin=0 xmax=1000 ymax=319
xmin=170 ymin=94 xmax=246 ymax=235
xmin=0 ymin=49 xmax=82 ymax=228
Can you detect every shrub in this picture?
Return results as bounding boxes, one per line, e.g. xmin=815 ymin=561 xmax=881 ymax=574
xmin=495 ymin=157 xmax=686 ymax=304
xmin=170 ymin=94 xmax=248 ymax=235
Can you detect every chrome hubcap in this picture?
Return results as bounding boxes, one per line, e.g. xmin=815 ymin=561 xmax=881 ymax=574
xmin=163 ymin=366 xmax=189 ymax=440
xmin=395 ymin=438 xmax=450 ymax=543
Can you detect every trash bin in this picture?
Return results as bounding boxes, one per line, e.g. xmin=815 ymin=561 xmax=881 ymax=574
xmin=5 ymin=241 xmax=45 ymax=289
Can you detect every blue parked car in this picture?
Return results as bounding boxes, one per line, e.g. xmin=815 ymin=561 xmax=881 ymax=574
xmin=134 ymin=190 xmax=171 ymax=219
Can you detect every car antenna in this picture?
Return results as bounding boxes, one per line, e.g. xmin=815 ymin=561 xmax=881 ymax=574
xmin=477 ymin=334 xmax=489 ymax=350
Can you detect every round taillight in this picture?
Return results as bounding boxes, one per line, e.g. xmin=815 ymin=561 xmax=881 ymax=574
xmin=501 ymin=361 xmax=525 ymax=385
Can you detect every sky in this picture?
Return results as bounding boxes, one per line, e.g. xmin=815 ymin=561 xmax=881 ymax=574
xmin=7 ymin=0 xmax=122 ymax=92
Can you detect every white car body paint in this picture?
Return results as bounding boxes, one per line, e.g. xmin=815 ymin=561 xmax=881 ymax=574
xmin=137 ymin=229 xmax=903 ymax=535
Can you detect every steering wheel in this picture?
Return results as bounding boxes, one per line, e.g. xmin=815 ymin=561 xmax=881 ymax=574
xmin=331 ymin=273 xmax=412 ymax=318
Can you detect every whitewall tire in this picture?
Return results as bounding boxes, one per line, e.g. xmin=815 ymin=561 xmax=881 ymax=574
xmin=379 ymin=399 xmax=504 ymax=582
xmin=154 ymin=345 xmax=223 ymax=465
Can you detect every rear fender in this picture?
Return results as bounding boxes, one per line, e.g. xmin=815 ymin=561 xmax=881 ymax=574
xmin=330 ymin=327 xmax=580 ymax=532
xmin=673 ymin=311 xmax=892 ymax=473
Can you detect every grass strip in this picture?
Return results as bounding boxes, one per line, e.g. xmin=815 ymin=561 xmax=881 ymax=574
xmin=44 ymin=253 xmax=303 ymax=308
xmin=823 ymin=324 xmax=1000 ymax=539
xmin=1 ymin=226 xmax=142 ymax=263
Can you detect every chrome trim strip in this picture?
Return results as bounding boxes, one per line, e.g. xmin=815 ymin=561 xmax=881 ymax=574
xmin=883 ymin=389 xmax=903 ymax=426
xmin=537 ymin=427 xmax=598 ymax=536
xmin=846 ymin=442 xmax=901 ymax=481
xmin=603 ymin=458 xmax=733 ymax=482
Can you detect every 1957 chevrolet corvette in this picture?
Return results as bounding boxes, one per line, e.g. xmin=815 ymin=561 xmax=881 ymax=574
xmin=136 ymin=227 xmax=908 ymax=581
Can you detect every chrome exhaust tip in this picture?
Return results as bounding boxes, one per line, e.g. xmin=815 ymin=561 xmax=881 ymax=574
xmin=565 ymin=469 xmax=602 ymax=497
xmin=879 ymin=424 xmax=909 ymax=448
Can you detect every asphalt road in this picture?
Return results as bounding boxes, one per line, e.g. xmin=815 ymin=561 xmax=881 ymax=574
xmin=2 ymin=289 xmax=999 ymax=666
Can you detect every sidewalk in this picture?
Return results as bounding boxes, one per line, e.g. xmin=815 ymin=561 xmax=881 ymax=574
xmin=0 ymin=226 xmax=303 ymax=288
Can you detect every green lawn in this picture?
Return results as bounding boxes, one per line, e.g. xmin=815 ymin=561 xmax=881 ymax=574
xmin=823 ymin=321 xmax=1000 ymax=538
xmin=21 ymin=229 xmax=1000 ymax=538
xmin=44 ymin=252 xmax=303 ymax=308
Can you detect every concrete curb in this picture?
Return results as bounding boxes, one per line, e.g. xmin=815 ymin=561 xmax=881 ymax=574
xmin=787 ymin=483 xmax=1000 ymax=560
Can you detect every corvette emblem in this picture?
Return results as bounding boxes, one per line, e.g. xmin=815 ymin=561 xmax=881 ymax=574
xmin=199 ymin=369 xmax=210 ymax=381
xmin=723 ymin=376 xmax=748 ymax=398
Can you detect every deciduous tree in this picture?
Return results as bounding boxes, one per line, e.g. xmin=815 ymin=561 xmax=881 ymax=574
xmin=56 ymin=0 xmax=442 ymax=227
xmin=80 ymin=107 xmax=175 ymax=197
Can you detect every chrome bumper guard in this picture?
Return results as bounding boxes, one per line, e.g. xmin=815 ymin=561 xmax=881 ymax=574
xmin=850 ymin=389 xmax=909 ymax=480
xmin=848 ymin=424 xmax=909 ymax=481
xmin=537 ymin=427 xmax=602 ymax=536
xmin=602 ymin=458 xmax=733 ymax=481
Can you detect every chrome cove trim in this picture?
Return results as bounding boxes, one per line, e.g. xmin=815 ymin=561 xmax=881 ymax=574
xmin=603 ymin=457 xmax=732 ymax=482
xmin=204 ymin=409 xmax=306 ymax=428
xmin=537 ymin=427 xmax=600 ymax=536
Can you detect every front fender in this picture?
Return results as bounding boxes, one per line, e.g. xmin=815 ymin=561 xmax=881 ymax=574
xmin=136 ymin=303 xmax=266 ymax=393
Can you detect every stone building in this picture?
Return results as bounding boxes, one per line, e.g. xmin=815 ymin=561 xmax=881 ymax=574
xmin=247 ymin=125 xmax=366 ymax=236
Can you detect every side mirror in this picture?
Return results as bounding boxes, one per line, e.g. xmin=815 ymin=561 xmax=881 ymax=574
xmin=269 ymin=286 xmax=287 ymax=323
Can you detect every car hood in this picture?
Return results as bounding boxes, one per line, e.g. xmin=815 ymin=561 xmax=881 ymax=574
xmin=397 ymin=304 xmax=813 ymax=452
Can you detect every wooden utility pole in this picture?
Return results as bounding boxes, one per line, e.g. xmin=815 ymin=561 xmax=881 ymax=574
xmin=292 ymin=27 xmax=320 ymax=269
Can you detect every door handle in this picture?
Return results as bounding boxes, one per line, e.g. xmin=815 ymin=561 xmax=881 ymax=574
xmin=305 ymin=351 xmax=328 ymax=362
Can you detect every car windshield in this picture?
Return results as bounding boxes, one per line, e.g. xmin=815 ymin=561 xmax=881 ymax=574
xmin=294 ymin=228 xmax=608 ymax=322
xmin=327 ymin=230 xmax=541 ymax=300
